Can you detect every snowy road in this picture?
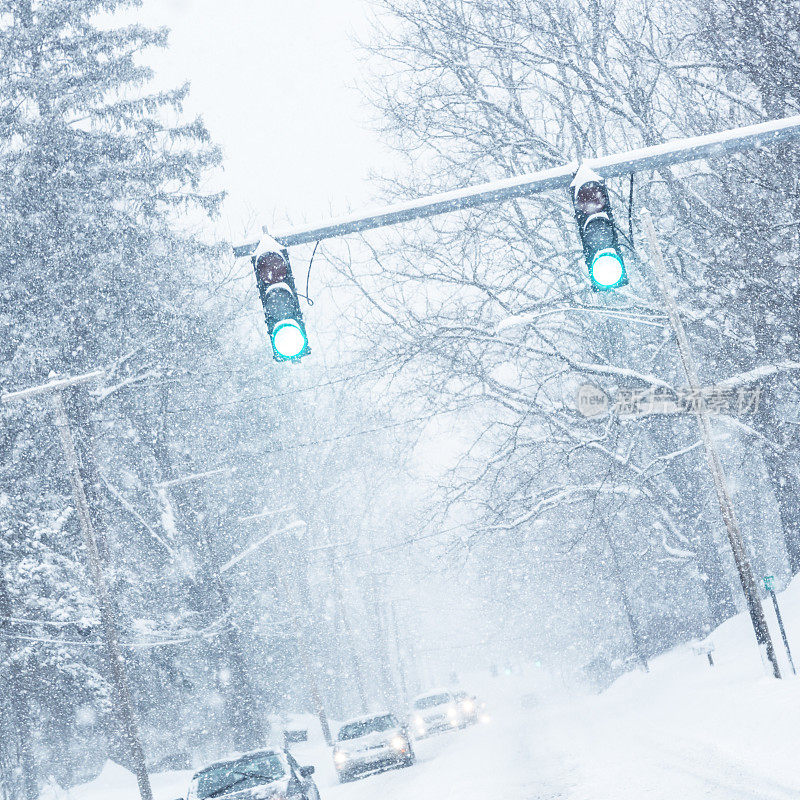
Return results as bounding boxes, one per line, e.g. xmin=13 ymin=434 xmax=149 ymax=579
xmin=69 ymin=646 xmax=800 ymax=800
xmin=303 ymin=667 xmax=800 ymax=800
xmin=294 ymin=699 xmax=569 ymax=800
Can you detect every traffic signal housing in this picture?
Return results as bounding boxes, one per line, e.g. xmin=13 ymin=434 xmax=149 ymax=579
xmin=252 ymin=235 xmax=310 ymax=362
xmin=570 ymin=166 xmax=628 ymax=291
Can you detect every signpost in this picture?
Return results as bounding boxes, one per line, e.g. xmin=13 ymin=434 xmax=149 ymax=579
xmin=763 ymin=576 xmax=796 ymax=676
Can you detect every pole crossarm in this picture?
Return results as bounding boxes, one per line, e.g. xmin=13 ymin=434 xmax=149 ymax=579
xmin=232 ymin=114 xmax=800 ymax=256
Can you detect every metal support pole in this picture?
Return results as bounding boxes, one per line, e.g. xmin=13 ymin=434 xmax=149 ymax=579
xmin=768 ymin=587 xmax=796 ymax=675
xmin=50 ymin=392 xmax=154 ymax=800
xmin=641 ymin=210 xmax=781 ymax=679
xmin=233 ymin=115 xmax=800 ymax=254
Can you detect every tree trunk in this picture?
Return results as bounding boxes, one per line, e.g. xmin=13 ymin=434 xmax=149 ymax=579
xmin=762 ymin=444 xmax=800 ymax=575
xmin=0 ymin=557 xmax=38 ymax=800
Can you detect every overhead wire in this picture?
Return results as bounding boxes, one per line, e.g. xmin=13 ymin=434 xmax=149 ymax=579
xmin=0 ymin=614 xmax=95 ymax=628
xmin=247 ymin=401 xmax=481 ymax=458
xmin=0 ymin=613 xmax=231 ymax=649
xmin=1 ymin=363 xmax=393 ymax=428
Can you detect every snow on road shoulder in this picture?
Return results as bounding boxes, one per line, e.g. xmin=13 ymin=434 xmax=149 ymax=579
xmin=39 ymin=761 xmax=191 ymax=800
xmin=536 ymin=575 xmax=800 ymax=799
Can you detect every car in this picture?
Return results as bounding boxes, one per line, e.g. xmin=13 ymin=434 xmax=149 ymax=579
xmin=409 ymin=689 xmax=463 ymax=737
xmin=453 ymin=690 xmax=479 ymax=724
xmin=332 ymin=712 xmax=415 ymax=782
xmin=180 ymin=748 xmax=320 ymax=800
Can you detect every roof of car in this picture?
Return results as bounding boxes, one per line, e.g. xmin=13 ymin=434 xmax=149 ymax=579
xmin=412 ymin=688 xmax=453 ymax=701
xmin=338 ymin=711 xmax=396 ymax=726
xmin=191 ymin=748 xmax=284 ymax=776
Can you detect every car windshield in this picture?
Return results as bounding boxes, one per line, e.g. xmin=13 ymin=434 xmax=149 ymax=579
xmin=414 ymin=693 xmax=451 ymax=709
xmin=338 ymin=714 xmax=398 ymax=740
xmin=192 ymin=752 xmax=286 ymax=799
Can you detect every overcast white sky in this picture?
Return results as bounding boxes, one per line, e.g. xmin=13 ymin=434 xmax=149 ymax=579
xmin=138 ymin=0 xmax=391 ymax=243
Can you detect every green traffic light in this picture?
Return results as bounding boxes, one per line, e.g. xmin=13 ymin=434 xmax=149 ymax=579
xmin=272 ymin=320 xmax=307 ymax=360
xmin=589 ymin=249 xmax=627 ymax=290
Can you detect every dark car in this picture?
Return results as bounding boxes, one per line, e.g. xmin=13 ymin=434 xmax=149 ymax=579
xmin=180 ymin=748 xmax=320 ymax=800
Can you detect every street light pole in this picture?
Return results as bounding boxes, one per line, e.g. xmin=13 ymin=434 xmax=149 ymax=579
xmin=641 ymin=211 xmax=781 ymax=679
xmin=2 ymin=372 xmax=154 ymax=800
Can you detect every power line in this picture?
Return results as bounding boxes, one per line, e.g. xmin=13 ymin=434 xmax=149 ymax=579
xmin=3 ymin=363 xmax=393 ymax=429
xmin=145 ymin=401 xmax=479 ymax=472
xmin=0 ymin=614 xmax=96 ymax=629
xmin=102 ymin=360 xmax=384 ymax=397
xmin=65 ymin=364 xmax=387 ymax=426
xmin=250 ymin=401 xmax=479 ymax=458
xmin=155 ymin=364 xmax=387 ymax=416
xmin=0 ymin=614 xmax=230 ymax=649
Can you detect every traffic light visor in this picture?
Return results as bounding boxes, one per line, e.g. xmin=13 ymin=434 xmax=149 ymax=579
xmin=257 ymin=252 xmax=289 ymax=285
xmin=590 ymin=249 xmax=625 ymax=288
xmin=272 ymin=320 xmax=307 ymax=360
xmin=575 ymin=182 xmax=607 ymax=214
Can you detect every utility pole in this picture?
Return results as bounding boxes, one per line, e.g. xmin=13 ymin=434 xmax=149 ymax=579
xmin=2 ymin=371 xmax=153 ymax=800
xmin=641 ymin=211 xmax=781 ymax=679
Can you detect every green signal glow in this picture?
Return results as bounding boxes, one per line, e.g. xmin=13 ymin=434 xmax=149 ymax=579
xmin=272 ymin=320 xmax=307 ymax=360
xmin=590 ymin=249 xmax=626 ymax=289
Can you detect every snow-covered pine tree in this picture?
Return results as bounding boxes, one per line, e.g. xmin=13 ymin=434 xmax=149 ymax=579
xmin=0 ymin=0 xmax=254 ymax=791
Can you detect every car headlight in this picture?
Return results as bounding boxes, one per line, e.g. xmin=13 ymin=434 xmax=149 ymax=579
xmin=334 ymin=750 xmax=349 ymax=766
xmin=413 ymin=714 xmax=424 ymax=724
xmin=390 ymin=735 xmax=407 ymax=752
xmin=447 ymin=706 xmax=458 ymax=719
xmin=461 ymin=699 xmax=475 ymax=713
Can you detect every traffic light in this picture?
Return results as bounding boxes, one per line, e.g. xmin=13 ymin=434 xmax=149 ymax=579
xmin=252 ymin=235 xmax=310 ymax=362
xmin=570 ymin=166 xmax=628 ymax=291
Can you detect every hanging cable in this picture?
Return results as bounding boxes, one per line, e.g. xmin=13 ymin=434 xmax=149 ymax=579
xmin=628 ymin=172 xmax=635 ymax=248
xmin=302 ymin=240 xmax=321 ymax=306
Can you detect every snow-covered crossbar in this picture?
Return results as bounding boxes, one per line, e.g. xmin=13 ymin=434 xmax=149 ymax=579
xmin=233 ymin=114 xmax=800 ymax=255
